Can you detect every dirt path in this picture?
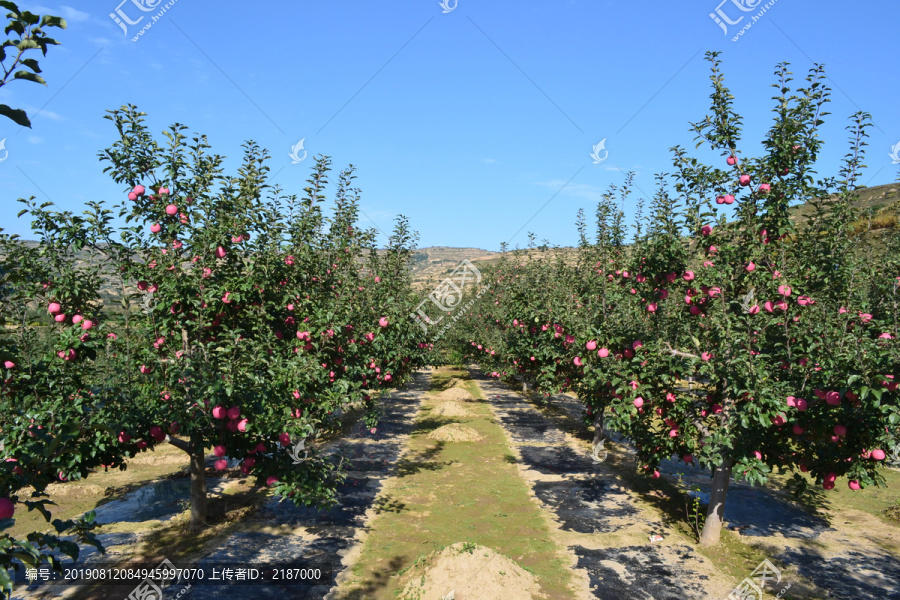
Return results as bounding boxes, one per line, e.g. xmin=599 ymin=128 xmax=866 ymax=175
xmin=470 ymin=368 xmax=734 ymax=599
xmin=157 ymin=371 xmax=430 ymax=599
xmin=329 ymin=367 xmax=578 ymax=599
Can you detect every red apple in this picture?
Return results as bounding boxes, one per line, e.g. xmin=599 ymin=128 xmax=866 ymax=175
xmin=213 ymin=445 xmax=226 ymax=457
xmin=165 ymin=204 xmax=178 ymax=216
xmin=0 ymin=498 xmax=14 ymax=519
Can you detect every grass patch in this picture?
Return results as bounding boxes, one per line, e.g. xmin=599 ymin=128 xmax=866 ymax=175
xmin=334 ymin=366 xmax=575 ymax=600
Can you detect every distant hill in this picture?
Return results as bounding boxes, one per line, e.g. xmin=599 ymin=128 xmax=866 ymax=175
xmin=5 ymin=182 xmax=898 ymax=296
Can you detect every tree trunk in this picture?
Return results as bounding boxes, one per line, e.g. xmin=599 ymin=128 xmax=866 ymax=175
xmin=592 ymin=410 xmax=604 ymax=447
xmin=188 ymin=439 xmax=207 ymax=529
xmin=699 ymin=458 xmax=732 ymax=547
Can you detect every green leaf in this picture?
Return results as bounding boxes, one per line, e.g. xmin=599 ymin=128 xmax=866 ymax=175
xmin=20 ymin=57 xmax=40 ymax=72
xmin=58 ymin=540 xmax=79 ymax=560
xmin=14 ymin=38 xmax=39 ymax=51
xmin=0 ymin=103 xmax=31 ymax=127
xmin=14 ymin=70 xmax=46 ymax=85
xmin=40 ymin=15 xmax=66 ymax=29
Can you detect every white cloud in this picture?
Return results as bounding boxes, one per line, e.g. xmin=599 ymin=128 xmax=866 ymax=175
xmin=482 ymin=158 xmax=496 ymax=164
xmin=27 ymin=136 xmax=43 ymax=144
xmin=20 ymin=106 xmax=64 ymax=121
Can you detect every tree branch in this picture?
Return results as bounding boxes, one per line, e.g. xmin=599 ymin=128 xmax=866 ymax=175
xmin=662 ymin=342 xmax=700 ymax=360
xmin=166 ymin=435 xmax=190 ymax=453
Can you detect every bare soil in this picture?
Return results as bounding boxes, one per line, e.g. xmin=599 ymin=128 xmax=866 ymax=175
xmin=395 ymin=542 xmax=546 ymax=600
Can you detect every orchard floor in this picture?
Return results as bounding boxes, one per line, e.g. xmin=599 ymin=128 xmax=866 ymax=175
xmin=9 ymin=368 xmax=900 ymax=599
xmin=507 ymin=375 xmax=900 ymax=600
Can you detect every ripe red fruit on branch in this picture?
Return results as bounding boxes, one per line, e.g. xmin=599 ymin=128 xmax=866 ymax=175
xmin=0 ymin=498 xmax=15 ymax=520
xmin=48 ymin=302 xmax=61 ymax=314
xmin=214 ymin=445 xmax=226 ymax=457
xmin=727 ymin=156 xmax=736 ymax=166
xmin=133 ymin=185 xmax=145 ymax=196
xmin=212 ymin=406 xmax=227 ymax=419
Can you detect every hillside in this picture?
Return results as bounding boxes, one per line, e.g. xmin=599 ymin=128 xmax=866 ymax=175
xmin=3 ymin=182 xmax=898 ymax=297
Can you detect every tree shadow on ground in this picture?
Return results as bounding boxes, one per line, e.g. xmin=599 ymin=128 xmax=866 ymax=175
xmin=395 ymin=442 xmax=452 ymax=478
xmin=334 ymin=555 xmax=407 ymax=600
xmin=373 ymin=493 xmax=407 ymax=515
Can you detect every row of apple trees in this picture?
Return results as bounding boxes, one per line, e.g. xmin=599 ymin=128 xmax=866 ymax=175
xmin=0 ymin=105 xmax=428 ymax=592
xmin=441 ymin=52 xmax=900 ymax=546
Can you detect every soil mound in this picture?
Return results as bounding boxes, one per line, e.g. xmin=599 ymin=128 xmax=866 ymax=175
xmin=396 ymin=542 xmax=543 ymax=600
xmin=426 ymin=423 xmax=483 ymax=442
xmin=431 ymin=402 xmax=473 ymax=418
xmin=436 ymin=387 xmax=474 ymax=401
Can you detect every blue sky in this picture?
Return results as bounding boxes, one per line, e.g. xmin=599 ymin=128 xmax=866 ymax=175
xmin=0 ymin=0 xmax=898 ymax=251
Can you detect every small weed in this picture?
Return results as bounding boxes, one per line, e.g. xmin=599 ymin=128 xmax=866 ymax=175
xmin=676 ymin=474 xmax=707 ymax=541
xmin=884 ymin=498 xmax=900 ymax=521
